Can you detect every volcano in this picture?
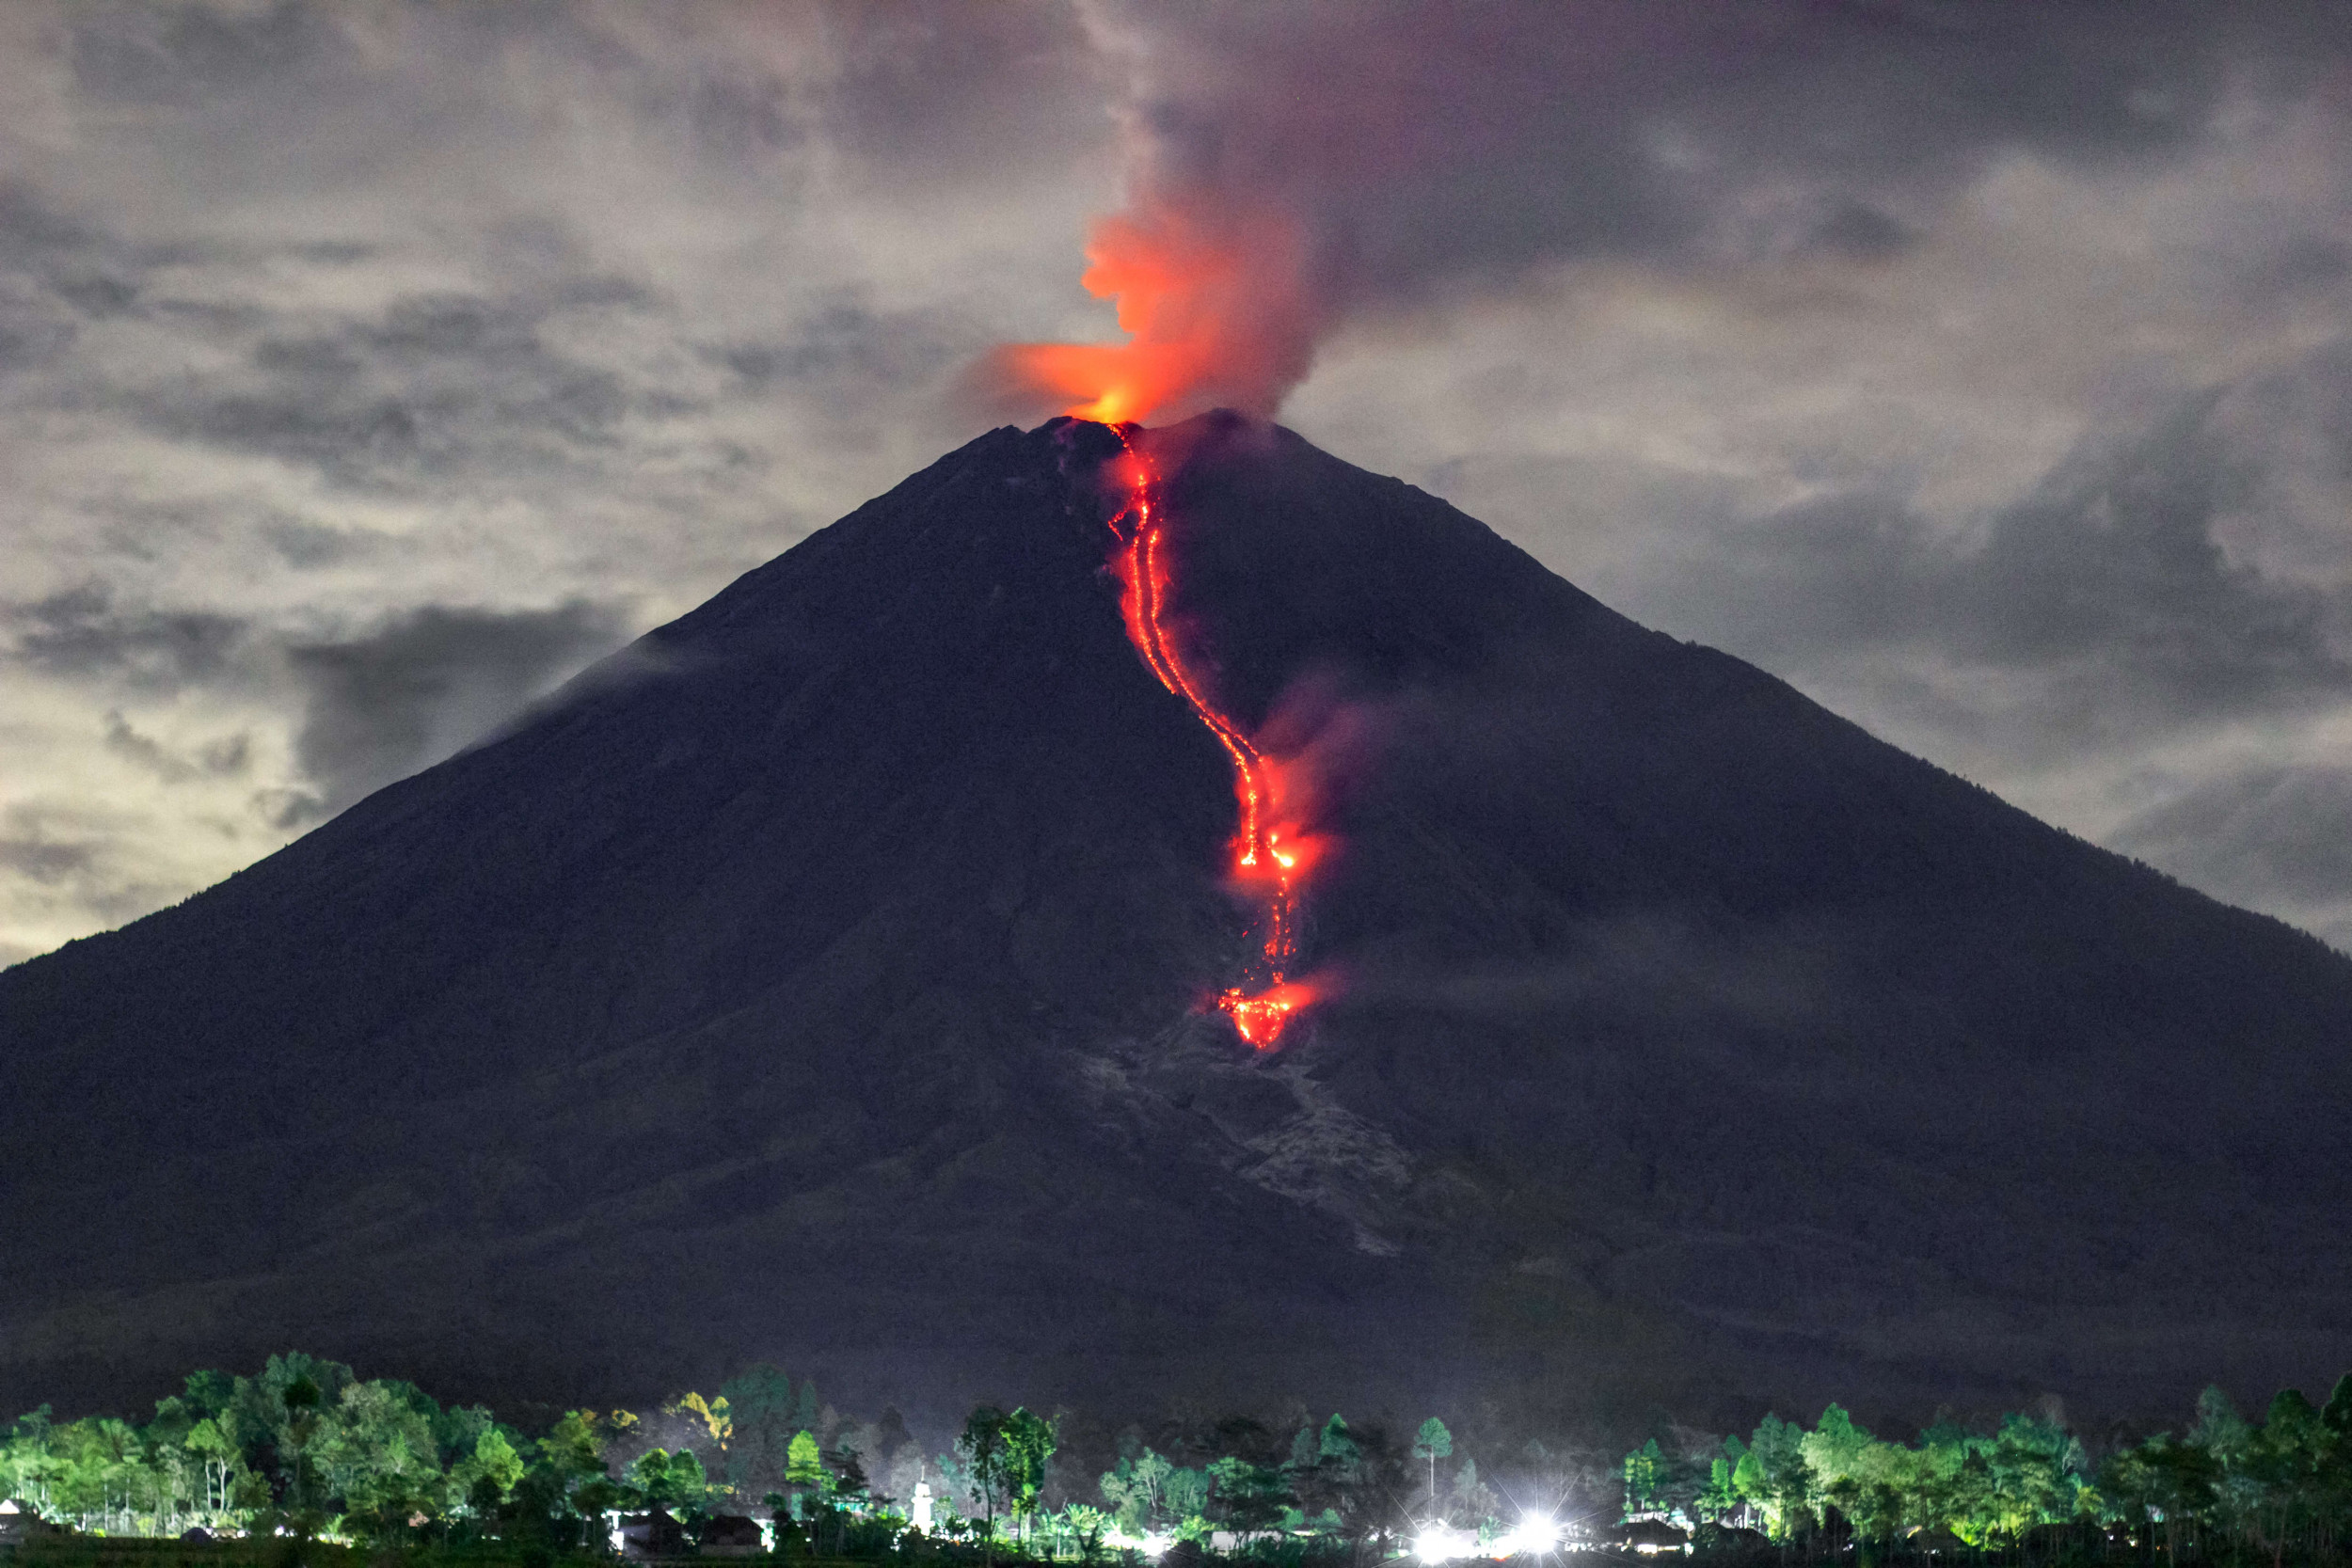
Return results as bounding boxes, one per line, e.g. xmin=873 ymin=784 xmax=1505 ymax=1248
xmin=6 ymin=414 xmax=2351 ymax=1432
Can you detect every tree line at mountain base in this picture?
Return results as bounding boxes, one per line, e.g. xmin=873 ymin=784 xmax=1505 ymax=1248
xmin=7 ymin=1355 xmax=2352 ymax=1565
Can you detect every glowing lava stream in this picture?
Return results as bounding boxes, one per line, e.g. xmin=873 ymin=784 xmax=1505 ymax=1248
xmin=1102 ymin=426 xmax=1323 ymax=1048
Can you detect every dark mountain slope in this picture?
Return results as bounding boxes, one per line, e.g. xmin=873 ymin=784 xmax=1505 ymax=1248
xmin=4 ymin=413 xmax=2348 ymax=1434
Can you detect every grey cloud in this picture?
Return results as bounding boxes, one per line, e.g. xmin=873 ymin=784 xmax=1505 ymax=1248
xmin=0 ymin=185 xmax=105 ymax=372
xmin=285 ymin=600 xmax=632 ymax=818
xmin=2257 ymin=234 xmax=2352 ymax=296
xmin=0 ymin=835 xmax=96 ymax=886
xmin=145 ymin=288 xmax=650 ymax=490
xmin=8 ymin=583 xmax=251 ymax=692
xmin=68 ymin=0 xmax=334 ymax=106
xmin=806 ymin=3 xmax=1106 ymax=187
xmin=199 ymin=733 xmax=252 ymax=775
xmin=1805 ymin=202 xmax=1915 ymax=263
xmin=102 ymin=710 xmax=249 ymax=785
xmin=0 ymin=182 xmax=95 ymax=259
xmin=0 ymin=281 xmax=77 ymax=372
xmin=260 ymin=515 xmax=391 ymax=569
xmin=2111 ymin=767 xmax=2352 ymax=951
xmin=710 ymin=293 xmax=970 ymax=397
xmin=1956 ymin=399 xmax=2338 ymax=702
xmin=0 ymin=802 xmax=180 ymax=931
xmin=0 ymin=182 xmax=195 ymax=326
xmin=1097 ymin=0 xmax=2340 ymax=313
xmin=1658 ymin=377 xmax=2352 ymax=746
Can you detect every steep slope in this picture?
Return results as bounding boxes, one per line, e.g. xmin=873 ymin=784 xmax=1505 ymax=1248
xmin=4 ymin=413 xmax=2349 ymax=1433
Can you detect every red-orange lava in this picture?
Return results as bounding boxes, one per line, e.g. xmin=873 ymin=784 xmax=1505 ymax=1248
xmin=1102 ymin=428 xmax=1325 ymax=1048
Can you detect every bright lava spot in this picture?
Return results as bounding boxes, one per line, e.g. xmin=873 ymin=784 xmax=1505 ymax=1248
xmin=1101 ymin=426 xmax=1326 ymax=1048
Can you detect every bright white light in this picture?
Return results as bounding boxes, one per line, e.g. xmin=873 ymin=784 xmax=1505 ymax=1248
xmin=1493 ymin=1515 xmax=1561 ymax=1557
xmin=1140 ymin=1534 xmax=1172 ymax=1559
xmin=1417 ymin=1523 xmax=1478 ymax=1562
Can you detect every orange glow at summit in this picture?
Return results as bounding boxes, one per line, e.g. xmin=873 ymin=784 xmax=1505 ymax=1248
xmin=986 ymin=196 xmax=1320 ymax=427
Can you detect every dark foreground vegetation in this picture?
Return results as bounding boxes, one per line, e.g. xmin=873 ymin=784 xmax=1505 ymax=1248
xmin=7 ymin=1356 xmax=2352 ymax=1566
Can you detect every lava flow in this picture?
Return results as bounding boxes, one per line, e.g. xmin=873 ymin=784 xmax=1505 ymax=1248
xmin=1101 ymin=428 xmax=1325 ymax=1048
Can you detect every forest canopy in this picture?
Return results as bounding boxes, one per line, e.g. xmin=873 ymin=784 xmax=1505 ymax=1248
xmin=7 ymin=1356 xmax=2352 ymax=1564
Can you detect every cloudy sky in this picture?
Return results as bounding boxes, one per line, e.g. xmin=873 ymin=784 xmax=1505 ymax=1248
xmin=5 ymin=0 xmax=2352 ymax=967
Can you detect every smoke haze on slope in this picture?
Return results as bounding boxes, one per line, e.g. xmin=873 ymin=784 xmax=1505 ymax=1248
xmin=4 ymin=1 xmax=2352 ymax=960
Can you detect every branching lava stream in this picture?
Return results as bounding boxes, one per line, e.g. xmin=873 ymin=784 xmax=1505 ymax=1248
xmin=1102 ymin=426 xmax=1324 ymax=1047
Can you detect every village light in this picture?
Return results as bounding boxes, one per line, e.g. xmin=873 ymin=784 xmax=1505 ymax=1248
xmin=1492 ymin=1515 xmax=1561 ymax=1557
xmin=1416 ymin=1522 xmax=1477 ymax=1562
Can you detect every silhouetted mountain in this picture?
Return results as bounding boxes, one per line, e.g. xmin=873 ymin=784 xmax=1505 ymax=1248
xmin=6 ymin=413 xmax=2350 ymax=1435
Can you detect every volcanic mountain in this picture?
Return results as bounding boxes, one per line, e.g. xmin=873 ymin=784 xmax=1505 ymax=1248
xmin=6 ymin=414 xmax=2350 ymax=1433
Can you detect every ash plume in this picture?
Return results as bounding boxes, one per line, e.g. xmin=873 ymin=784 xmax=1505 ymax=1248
xmin=974 ymin=0 xmax=2315 ymax=425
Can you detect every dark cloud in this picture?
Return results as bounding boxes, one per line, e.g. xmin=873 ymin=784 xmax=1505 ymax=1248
xmin=1095 ymin=0 xmax=2342 ymax=314
xmin=68 ymin=0 xmax=333 ymax=106
xmin=0 ymin=835 xmax=97 ymax=886
xmin=259 ymin=516 xmax=390 ymax=569
xmin=102 ymin=710 xmax=249 ymax=785
xmin=0 ymin=181 xmax=199 ymax=331
xmin=0 ymin=801 xmax=185 ymax=935
xmin=1648 ymin=372 xmax=2352 ymax=749
xmin=1805 ymin=202 xmax=1916 ymax=263
xmin=8 ymin=583 xmax=251 ymax=692
xmin=0 ymin=185 xmax=107 ymax=372
xmin=709 ymin=292 xmax=971 ymax=398
xmin=143 ymin=288 xmax=653 ymax=490
xmin=284 ymin=600 xmax=631 ymax=818
xmin=807 ymin=3 xmax=1107 ymax=186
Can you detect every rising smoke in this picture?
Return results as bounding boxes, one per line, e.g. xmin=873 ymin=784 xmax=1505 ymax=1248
xmin=974 ymin=0 xmax=2280 ymax=425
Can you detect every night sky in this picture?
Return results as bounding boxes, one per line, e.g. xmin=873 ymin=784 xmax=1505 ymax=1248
xmin=6 ymin=0 xmax=2352 ymax=968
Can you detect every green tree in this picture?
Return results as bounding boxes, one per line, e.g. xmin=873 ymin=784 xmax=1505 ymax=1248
xmin=719 ymin=1365 xmax=799 ymax=1502
xmin=1800 ymin=1403 xmax=1875 ymax=1496
xmin=1624 ymin=1438 xmax=1664 ymax=1516
xmin=310 ymin=1381 xmax=444 ymax=1538
xmin=1062 ymin=1502 xmax=1108 ymax=1562
xmin=185 ymin=1418 xmax=239 ymax=1516
xmin=1413 ymin=1418 xmax=1453 ymax=1514
xmin=2103 ymin=1433 xmax=2219 ymax=1563
xmin=457 ymin=1428 xmax=525 ymax=1513
xmin=1747 ymin=1415 xmax=1817 ymax=1540
xmin=1208 ymin=1455 xmax=1293 ymax=1543
xmin=1000 ymin=1409 xmax=1057 ymax=1544
xmin=1101 ymin=1449 xmax=1175 ymax=1536
xmin=957 ymin=1407 xmax=1013 ymax=1557
xmin=1696 ymin=1456 xmax=1738 ymax=1521
xmin=1166 ymin=1465 xmax=1211 ymax=1529
xmin=629 ymin=1448 xmax=710 ymax=1519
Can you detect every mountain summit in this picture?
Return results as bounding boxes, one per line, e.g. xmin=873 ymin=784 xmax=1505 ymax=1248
xmin=6 ymin=413 xmax=2350 ymax=1429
